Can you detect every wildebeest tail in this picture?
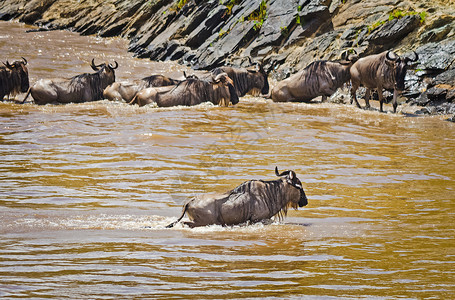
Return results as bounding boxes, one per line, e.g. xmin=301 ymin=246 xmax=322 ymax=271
xmin=165 ymin=202 xmax=189 ymax=228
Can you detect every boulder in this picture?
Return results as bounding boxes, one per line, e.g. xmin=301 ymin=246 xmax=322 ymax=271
xmin=185 ymin=5 xmax=228 ymax=48
xmin=243 ymin=0 xmax=298 ymax=56
xmin=366 ymin=14 xmax=421 ymax=53
xmin=416 ymin=38 xmax=455 ymax=73
xmin=284 ymin=0 xmax=331 ymax=47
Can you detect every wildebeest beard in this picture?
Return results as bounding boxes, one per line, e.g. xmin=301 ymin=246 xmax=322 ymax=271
xmin=0 ymin=61 xmax=29 ymax=98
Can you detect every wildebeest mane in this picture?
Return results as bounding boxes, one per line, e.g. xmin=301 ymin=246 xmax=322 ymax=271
xmin=230 ymin=179 xmax=295 ymax=222
xmin=139 ymin=75 xmax=181 ymax=90
xmin=68 ymin=66 xmax=112 ymax=100
xmin=165 ymin=77 xmax=226 ymax=105
xmin=212 ymin=67 xmax=256 ymax=97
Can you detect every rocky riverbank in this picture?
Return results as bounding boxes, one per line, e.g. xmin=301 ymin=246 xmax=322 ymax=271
xmin=1 ymin=0 xmax=454 ymax=118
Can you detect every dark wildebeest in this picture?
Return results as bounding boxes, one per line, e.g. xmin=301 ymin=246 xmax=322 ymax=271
xmin=271 ymin=51 xmax=358 ymax=102
xmin=130 ymin=73 xmax=239 ymax=107
xmin=211 ymin=58 xmax=269 ymax=97
xmin=0 ymin=57 xmax=29 ymax=101
xmin=103 ymin=74 xmax=182 ymax=103
xmin=22 ymin=59 xmax=117 ymax=105
xmin=166 ymin=167 xmax=308 ymax=228
xmin=350 ymin=50 xmax=419 ymax=113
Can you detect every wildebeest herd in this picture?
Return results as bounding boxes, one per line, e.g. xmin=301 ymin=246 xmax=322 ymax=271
xmin=1 ymin=49 xmax=418 ymax=227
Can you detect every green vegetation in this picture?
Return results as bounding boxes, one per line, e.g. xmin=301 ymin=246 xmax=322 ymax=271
xmin=367 ymin=9 xmax=428 ymax=33
xmin=170 ymin=0 xmax=188 ymax=11
xmin=225 ymin=0 xmax=242 ymax=15
xmin=248 ymin=0 xmax=268 ymax=31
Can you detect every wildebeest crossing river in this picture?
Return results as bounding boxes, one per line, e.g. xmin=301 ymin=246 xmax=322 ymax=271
xmin=1 ymin=21 xmax=454 ymax=299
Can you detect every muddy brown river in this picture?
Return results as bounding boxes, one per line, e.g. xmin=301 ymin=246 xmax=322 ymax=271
xmin=1 ymin=21 xmax=454 ymax=299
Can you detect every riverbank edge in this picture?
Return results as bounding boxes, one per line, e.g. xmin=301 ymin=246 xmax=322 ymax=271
xmin=0 ymin=0 xmax=454 ymax=120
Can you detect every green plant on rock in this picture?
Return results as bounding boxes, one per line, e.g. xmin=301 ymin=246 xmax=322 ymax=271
xmin=225 ymin=0 xmax=242 ymax=15
xmin=171 ymin=0 xmax=188 ymax=11
xmin=367 ymin=9 xmax=428 ymax=33
xmin=248 ymin=0 xmax=268 ymax=31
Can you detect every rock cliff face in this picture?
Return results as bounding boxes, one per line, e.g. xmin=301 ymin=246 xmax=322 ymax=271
xmin=1 ymin=0 xmax=454 ymax=115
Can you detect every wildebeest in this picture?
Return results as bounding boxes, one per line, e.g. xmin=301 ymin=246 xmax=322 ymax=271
xmin=166 ymin=167 xmax=308 ymax=228
xmin=211 ymin=58 xmax=269 ymax=97
xmin=271 ymin=52 xmax=358 ymax=102
xmin=22 ymin=59 xmax=117 ymax=105
xmin=103 ymin=74 xmax=182 ymax=103
xmin=350 ymin=50 xmax=419 ymax=113
xmin=130 ymin=73 xmax=239 ymax=107
xmin=0 ymin=57 xmax=29 ymax=101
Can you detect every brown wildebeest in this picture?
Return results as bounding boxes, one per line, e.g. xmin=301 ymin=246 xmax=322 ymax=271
xmin=0 ymin=57 xmax=29 ymax=101
xmin=271 ymin=51 xmax=358 ymax=103
xmin=103 ymin=75 xmax=182 ymax=103
xmin=166 ymin=167 xmax=308 ymax=228
xmin=22 ymin=59 xmax=117 ymax=105
xmin=211 ymin=58 xmax=270 ymax=97
xmin=350 ymin=50 xmax=418 ymax=113
xmin=130 ymin=73 xmax=239 ymax=107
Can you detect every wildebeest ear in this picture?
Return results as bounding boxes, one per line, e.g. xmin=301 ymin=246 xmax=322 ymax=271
xmin=289 ymin=171 xmax=295 ymax=180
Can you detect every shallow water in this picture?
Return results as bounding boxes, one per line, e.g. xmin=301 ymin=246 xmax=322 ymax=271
xmin=1 ymin=21 xmax=454 ymax=299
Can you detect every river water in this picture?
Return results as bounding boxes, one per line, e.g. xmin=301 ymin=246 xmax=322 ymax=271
xmin=1 ymin=21 xmax=454 ymax=299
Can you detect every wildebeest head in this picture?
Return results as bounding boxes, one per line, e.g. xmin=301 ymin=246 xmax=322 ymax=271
xmin=385 ymin=51 xmax=418 ymax=91
xmin=247 ymin=57 xmax=270 ymax=95
xmin=275 ymin=166 xmax=308 ymax=207
xmin=213 ymin=72 xmax=239 ymax=105
xmin=90 ymin=58 xmax=118 ymax=85
xmin=4 ymin=57 xmax=29 ymax=92
xmin=340 ymin=49 xmax=359 ymax=65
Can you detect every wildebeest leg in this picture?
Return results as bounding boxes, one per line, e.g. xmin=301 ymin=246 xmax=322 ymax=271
xmin=378 ymin=90 xmax=385 ymax=113
xmin=183 ymin=221 xmax=197 ymax=228
xmin=321 ymin=95 xmax=327 ymax=102
xmin=364 ymin=89 xmax=371 ymax=110
xmin=350 ymin=85 xmax=362 ymax=109
xmin=392 ymin=89 xmax=399 ymax=113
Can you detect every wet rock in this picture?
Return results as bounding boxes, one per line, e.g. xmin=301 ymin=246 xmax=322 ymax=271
xmin=194 ymin=20 xmax=258 ymax=69
xmin=416 ymin=38 xmax=455 ymax=74
xmin=285 ymin=0 xmax=331 ymax=47
xmin=426 ymin=68 xmax=455 ymax=101
xmin=244 ymin=0 xmax=298 ymax=56
xmin=185 ymin=5 xmax=228 ymax=48
xmin=420 ymin=15 xmax=455 ymax=43
xmin=18 ymin=0 xmax=56 ymax=24
xmin=366 ymin=15 xmax=421 ymax=53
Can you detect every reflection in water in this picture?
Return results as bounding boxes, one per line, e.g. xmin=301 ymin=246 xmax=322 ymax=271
xmin=1 ymin=21 xmax=455 ymax=299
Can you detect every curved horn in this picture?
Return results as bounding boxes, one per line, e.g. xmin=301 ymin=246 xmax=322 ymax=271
xmin=340 ymin=50 xmax=348 ymax=60
xmin=21 ymin=57 xmax=28 ymax=65
xmin=386 ymin=51 xmax=397 ymax=61
xmin=247 ymin=57 xmax=254 ymax=66
xmin=406 ymin=51 xmax=419 ymax=63
xmin=108 ymin=61 xmax=118 ymax=70
xmin=214 ymin=73 xmax=226 ymax=83
xmin=90 ymin=58 xmax=99 ymax=71
xmin=4 ymin=60 xmax=13 ymax=68
xmin=275 ymin=166 xmax=291 ymax=177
